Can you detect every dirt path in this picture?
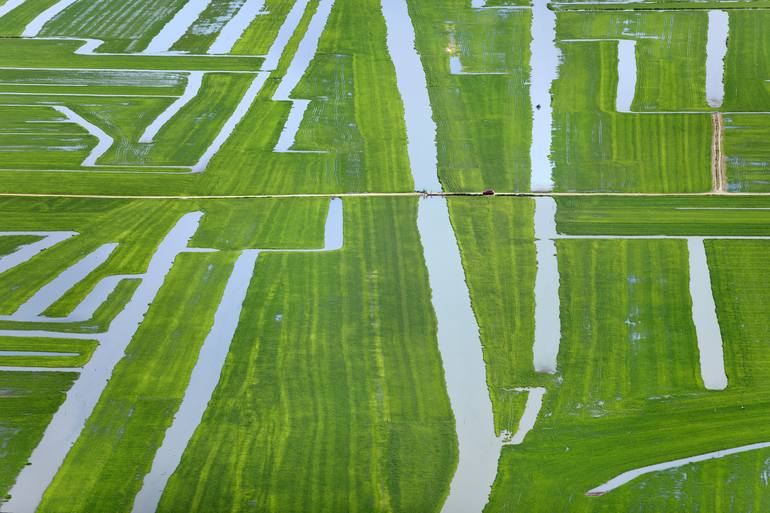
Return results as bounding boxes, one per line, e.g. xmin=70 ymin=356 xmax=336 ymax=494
xmin=3 ymin=190 xmax=770 ymax=201
xmin=711 ymin=112 xmax=727 ymax=193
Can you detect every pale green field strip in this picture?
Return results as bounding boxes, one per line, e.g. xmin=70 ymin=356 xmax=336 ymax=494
xmin=448 ymin=198 xmax=539 ymax=437
xmin=0 ymin=69 xmax=188 ymax=98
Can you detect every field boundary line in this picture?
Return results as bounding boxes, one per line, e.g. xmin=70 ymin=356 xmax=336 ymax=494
xmin=3 ymin=191 xmax=770 ymax=201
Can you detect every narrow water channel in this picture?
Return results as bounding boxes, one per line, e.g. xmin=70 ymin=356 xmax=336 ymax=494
xmin=143 ymin=0 xmax=215 ymax=54
xmin=687 ymin=238 xmax=728 ymax=390
xmin=208 ymin=0 xmax=267 ymax=54
xmin=381 ymin=0 xmax=502 ymax=510
xmin=0 ymin=231 xmax=77 ymax=275
xmin=131 ymin=249 xmax=260 ymax=513
xmin=706 ymin=10 xmax=728 ymax=109
xmin=529 ymin=0 xmax=560 ymax=192
xmin=533 ymin=197 xmax=561 ymax=373
xmin=616 ymin=39 xmax=637 ymax=113
xmin=380 ymin=0 xmax=442 ymax=192
xmin=417 ymin=197 xmax=501 ymax=513
xmin=140 ymin=72 xmax=205 ymax=143
xmin=22 ymin=0 xmax=79 ymax=37
xmin=7 ymin=243 xmax=117 ymax=320
xmin=587 ymin=440 xmax=770 ymax=496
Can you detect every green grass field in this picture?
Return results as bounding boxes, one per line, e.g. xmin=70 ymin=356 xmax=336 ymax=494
xmin=0 ymin=0 xmax=769 ymax=511
xmin=451 ymin=197 xmax=770 ymax=511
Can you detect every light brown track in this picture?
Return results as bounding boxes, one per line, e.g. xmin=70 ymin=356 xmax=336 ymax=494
xmin=3 ymin=191 xmax=770 ymax=201
xmin=711 ymin=112 xmax=727 ymax=193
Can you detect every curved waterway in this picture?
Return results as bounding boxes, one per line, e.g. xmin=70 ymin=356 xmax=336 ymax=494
xmin=54 ymin=106 xmax=113 ymax=167
xmin=381 ymin=1 xmax=502 ymax=510
xmin=418 ymin=197 xmax=501 ymax=513
xmin=587 ymin=441 xmax=770 ymax=496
